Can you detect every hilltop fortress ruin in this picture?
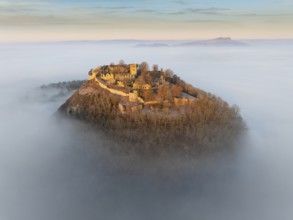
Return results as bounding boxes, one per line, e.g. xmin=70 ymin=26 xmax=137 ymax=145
xmin=59 ymin=62 xmax=244 ymax=155
xmin=84 ymin=62 xmax=197 ymax=113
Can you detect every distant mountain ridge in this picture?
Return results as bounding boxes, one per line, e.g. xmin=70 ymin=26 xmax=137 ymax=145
xmin=135 ymin=43 xmax=169 ymax=48
xmin=134 ymin=37 xmax=247 ymax=47
xmin=177 ymin=37 xmax=247 ymax=47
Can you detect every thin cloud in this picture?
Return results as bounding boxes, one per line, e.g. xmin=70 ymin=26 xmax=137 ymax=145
xmin=0 ymin=14 xmax=108 ymax=26
xmin=239 ymin=12 xmax=293 ymax=17
xmin=185 ymin=19 xmax=228 ymax=23
xmin=134 ymin=9 xmax=161 ymax=13
xmin=173 ymin=0 xmax=189 ymax=5
xmin=93 ymin=6 xmax=134 ymax=11
xmin=68 ymin=5 xmax=135 ymax=16
xmin=103 ymin=6 xmax=134 ymax=10
xmin=0 ymin=1 xmax=49 ymax=11
xmin=271 ymin=0 xmax=293 ymax=4
xmin=168 ymin=7 xmax=230 ymax=16
xmin=183 ymin=18 xmax=241 ymax=27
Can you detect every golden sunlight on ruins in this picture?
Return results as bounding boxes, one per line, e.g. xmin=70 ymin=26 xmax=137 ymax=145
xmin=86 ymin=62 xmax=196 ymax=113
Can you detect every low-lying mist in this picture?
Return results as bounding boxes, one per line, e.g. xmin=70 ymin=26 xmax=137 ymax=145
xmin=0 ymin=41 xmax=293 ymax=220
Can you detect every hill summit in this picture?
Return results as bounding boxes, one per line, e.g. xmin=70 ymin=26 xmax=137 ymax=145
xmin=58 ymin=62 xmax=245 ymax=156
xmin=85 ymin=62 xmax=198 ymax=114
xmin=178 ymin=37 xmax=247 ymax=47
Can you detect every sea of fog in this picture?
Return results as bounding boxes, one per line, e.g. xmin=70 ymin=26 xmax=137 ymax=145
xmin=0 ymin=41 xmax=293 ymax=220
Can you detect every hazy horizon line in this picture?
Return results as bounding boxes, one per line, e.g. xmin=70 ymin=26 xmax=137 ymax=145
xmin=1 ymin=37 xmax=293 ymax=44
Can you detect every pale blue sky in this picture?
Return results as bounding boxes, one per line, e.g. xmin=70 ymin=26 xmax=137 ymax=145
xmin=0 ymin=0 xmax=292 ymax=41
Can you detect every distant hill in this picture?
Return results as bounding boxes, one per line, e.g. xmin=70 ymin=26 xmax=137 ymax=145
xmin=135 ymin=43 xmax=169 ymax=48
xmin=133 ymin=38 xmax=247 ymax=48
xmin=57 ymin=62 xmax=245 ymax=156
xmin=30 ymin=80 xmax=86 ymax=103
xmin=177 ymin=37 xmax=247 ymax=47
xmin=40 ymin=80 xmax=86 ymax=91
xmin=57 ymin=38 xmax=247 ymax=48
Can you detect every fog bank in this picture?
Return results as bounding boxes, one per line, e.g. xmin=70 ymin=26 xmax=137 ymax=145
xmin=0 ymin=41 xmax=293 ymax=220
